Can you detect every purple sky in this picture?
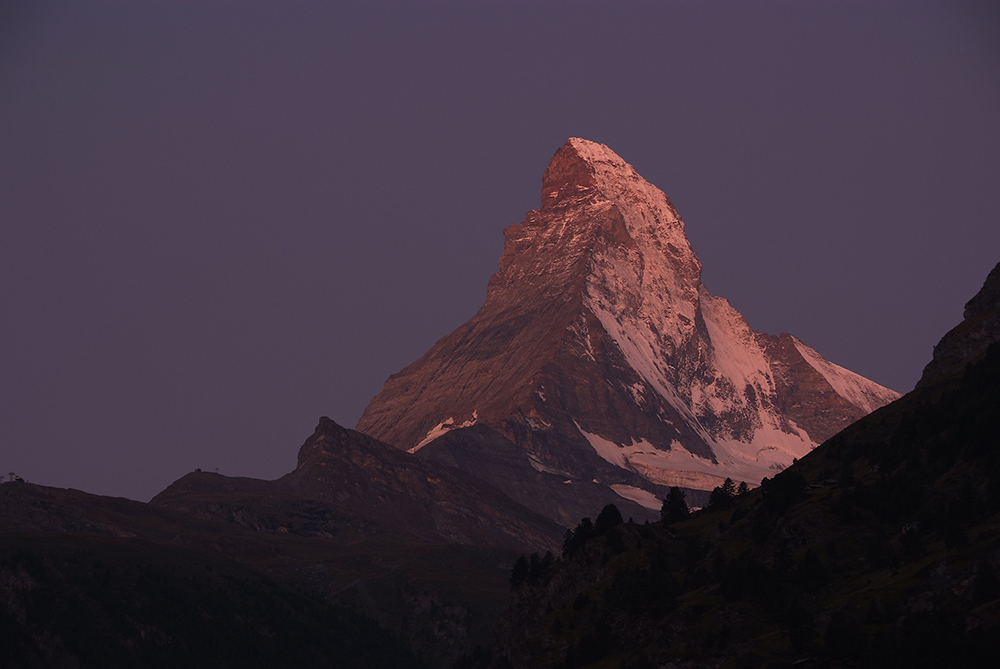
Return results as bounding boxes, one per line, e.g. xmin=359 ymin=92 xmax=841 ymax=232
xmin=2 ymin=1 xmax=998 ymax=502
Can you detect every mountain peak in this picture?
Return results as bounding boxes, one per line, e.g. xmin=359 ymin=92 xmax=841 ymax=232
xmin=545 ymin=137 xmax=630 ymax=177
xmin=358 ymin=140 xmax=899 ymax=508
xmin=540 ymin=139 xmax=600 ymax=208
xmin=540 ymin=138 xmax=678 ymax=221
xmin=559 ymin=137 xmax=638 ymax=176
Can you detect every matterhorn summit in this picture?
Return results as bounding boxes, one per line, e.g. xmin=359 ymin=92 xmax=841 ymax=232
xmin=358 ymin=139 xmax=898 ymax=516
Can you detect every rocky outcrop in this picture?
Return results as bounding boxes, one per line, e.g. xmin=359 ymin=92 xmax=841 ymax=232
xmin=358 ymin=138 xmax=898 ymax=497
xmin=284 ymin=417 xmax=563 ymax=551
xmin=919 ymin=261 xmax=1000 ymax=386
xmin=154 ymin=417 xmax=563 ymax=554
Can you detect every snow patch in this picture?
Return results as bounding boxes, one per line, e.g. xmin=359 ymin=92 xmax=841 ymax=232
xmin=576 ymin=422 xmax=811 ymax=491
xmin=576 ymin=421 xmax=628 ymax=469
xmin=526 ymin=412 xmax=551 ymax=431
xmin=610 ymin=484 xmax=662 ymax=511
xmin=408 ymin=411 xmax=478 ymax=453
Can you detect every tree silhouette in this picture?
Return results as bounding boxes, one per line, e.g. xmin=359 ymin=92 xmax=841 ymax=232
xmin=594 ymin=504 xmax=623 ymax=535
xmin=709 ymin=477 xmax=737 ymax=509
xmin=661 ymin=487 xmax=689 ymax=524
xmin=563 ymin=517 xmax=594 ymax=556
xmin=510 ymin=555 xmax=529 ymax=588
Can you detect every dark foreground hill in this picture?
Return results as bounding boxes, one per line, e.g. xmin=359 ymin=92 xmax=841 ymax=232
xmin=0 ymin=483 xmax=426 ymax=668
xmin=0 ymin=529 xmax=423 ymax=669
xmin=0 ymin=418 xmax=569 ymax=668
xmin=0 ymin=415 xmax=574 ymax=668
xmin=486 ymin=263 xmax=1000 ymax=669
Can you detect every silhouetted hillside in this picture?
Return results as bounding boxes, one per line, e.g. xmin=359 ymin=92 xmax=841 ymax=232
xmin=0 ymin=529 xmax=423 ymax=669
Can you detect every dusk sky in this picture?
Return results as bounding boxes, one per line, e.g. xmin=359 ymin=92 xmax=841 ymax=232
xmin=2 ymin=1 xmax=998 ymax=502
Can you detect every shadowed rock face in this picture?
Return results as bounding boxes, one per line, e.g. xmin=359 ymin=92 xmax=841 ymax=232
xmin=415 ymin=425 xmax=667 ymax=527
xmin=285 ymin=417 xmax=563 ymax=551
xmin=357 ymin=138 xmax=898 ymax=496
xmin=919 ymin=261 xmax=1000 ymax=386
xmin=154 ymin=417 xmax=563 ymax=554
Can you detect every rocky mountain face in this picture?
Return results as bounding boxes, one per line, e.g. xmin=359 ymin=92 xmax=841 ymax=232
xmin=153 ymin=416 xmax=563 ymax=554
xmin=414 ymin=425 xmax=658 ymax=527
xmin=358 ymin=138 xmax=899 ymax=506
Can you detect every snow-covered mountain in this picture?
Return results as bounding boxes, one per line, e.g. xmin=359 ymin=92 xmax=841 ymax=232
xmin=357 ymin=139 xmax=898 ymax=506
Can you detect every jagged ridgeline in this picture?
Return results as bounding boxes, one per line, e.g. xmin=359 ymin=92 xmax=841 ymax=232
xmin=360 ymin=138 xmax=898 ymax=526
xmin=488 ymin=262 xmax=1000 ymax=669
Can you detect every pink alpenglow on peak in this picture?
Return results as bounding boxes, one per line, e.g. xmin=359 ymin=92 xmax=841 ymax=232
xmin=357 ymin=139 xmax=899 ymax=505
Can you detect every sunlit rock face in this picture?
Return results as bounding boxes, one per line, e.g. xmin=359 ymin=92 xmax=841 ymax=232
xmin=357 ymin=139 xmax=899 ymax=497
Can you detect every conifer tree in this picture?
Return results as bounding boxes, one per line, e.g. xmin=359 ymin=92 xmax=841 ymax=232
xmin=661 ymin=486 xmax=689 ymax=524
xmin=510 ymin=555 xmax=529 ymax=588
xmin=594 ymin=504 xmax=624 ymax=535
xmin=709 ymin=478 xmax=737 ymax=510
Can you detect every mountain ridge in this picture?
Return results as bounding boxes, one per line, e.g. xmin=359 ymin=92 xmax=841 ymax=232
xmin=152 ymin=416 xmax=563 ymax=553
xmin=358 ymin=138 xmax=898 ymax=498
